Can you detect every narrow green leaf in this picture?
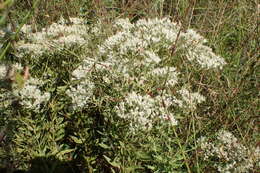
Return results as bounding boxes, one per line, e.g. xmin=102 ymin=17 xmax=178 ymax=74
xmin=57 ymin=148 xmax=74 ymax=156
xmin=103 ymin=155 xmax=111 ymax=162
xmin=99 ymin=143 xmax=111 ymax=149
xmin=103 ymin=155 xmax=120 ymax=168
xmin=70 ymin=135 xmax=83 ymax=144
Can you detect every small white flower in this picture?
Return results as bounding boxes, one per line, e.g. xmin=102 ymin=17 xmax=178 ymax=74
xmin=115 ymin=92 xmax=178 ymax=132
xmin=13 ymin=78 xmax=50 ymax=110
xmin=54 ymin=34 xmax=85 ymax=45
xmin=0 ymin=64 xmax=7 ymax=79
xmin=21 ymin=24 xmax=32 ymax=34
xmin=197 ymin=130 xmax=260 ymax=173
xmin=178 ymin=88 xmax=205 ymax=109
xmin=186 ymin=44 xmax=227 ymax=69
xmin=16 ymin=17 xmax=89 ymax=57
xmin=66 ymin=78 xmax=95 ymax=110
xmin=114 ymin=18 xmax=134 ymax=30
xmin=142 ymin=50 xmax=161 ymax=64
xmin=150 ymin=67 xmax=179 ymax=86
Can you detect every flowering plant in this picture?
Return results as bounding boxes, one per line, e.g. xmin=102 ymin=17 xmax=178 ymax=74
xmin=65 ymin=17 xmax=225 ymax=132
xmin=0 ymin=17 xmax=234 ymax=172
xmin=197 ymin=130 xmax=260 ymax=173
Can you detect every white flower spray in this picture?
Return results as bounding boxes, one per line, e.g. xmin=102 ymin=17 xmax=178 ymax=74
xmin=197 ymin=130 xmax=260 ymax=173
xmin=13 ymin=77 xmax=50 ymax=110
xmin=92 ymin=17 xmax=225 ymax=132
xmin=16 ymin=17 xmax=89 ymax=57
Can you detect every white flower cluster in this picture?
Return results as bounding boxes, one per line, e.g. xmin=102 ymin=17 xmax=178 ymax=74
xmin=115 ymin=92 xmax=178 ymax=132
xmin=65 ymin=59 xmax=98 ymax=110
xmin=197 ymin=130 xmax=260 ymax=173
xmin=66 ymin=79 xmax=95 ymax=110
xmin=16 ymin=17 xmax=89 ymax=57
xmin=99 ymin=18 xmax=226 ymax=69
xmin=180 ymin=28 xmax=226 ymax=69
xmin=149 ymin=66 xmax=179 ymax=86
xmin=177 ymin=88 xmax=205 ymax=110
xmin=13 ymin=77 xmax=50 ymax=110
xmin=71 ymin=58 xmax=111 ymax=80
xmin=0 ymin=64 xmax=7 ymax=79
xmin=186 ymin=42 xmax=227 ymax=69
xmin=114 ymin=18 xmax=134 ymax=30
xmin=65 ymin=56 xmax=117 ymax=110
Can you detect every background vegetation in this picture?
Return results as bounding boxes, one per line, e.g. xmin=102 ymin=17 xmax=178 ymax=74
xmin=0 ymin=0 xmax=259 ymax=172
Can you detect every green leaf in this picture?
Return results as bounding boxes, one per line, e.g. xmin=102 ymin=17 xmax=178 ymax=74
xmin=99 ymin=143 xmax=111 ymax=149
xmin=70 ymin=135 xmax=83 ymax=144
xmin=17 ymin=148 xmax=25 ymax=153
xmin=124 ymin=166 xmax=143 ymax=172
xmin=146 ymin=165 xmax=156 ymax=170
xmin=103 ymin=155 xmax=120 ymax=168
xmin=135 ymin=151 xmax=151 ymax=160
xmin=57 ymin=148 xmax=74 ymax=156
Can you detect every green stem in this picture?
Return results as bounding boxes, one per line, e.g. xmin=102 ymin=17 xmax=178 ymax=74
xmin=173 ymin=127 xmax=192 ymax=173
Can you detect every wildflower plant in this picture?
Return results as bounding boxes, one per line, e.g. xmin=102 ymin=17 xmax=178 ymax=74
xmin=77 ymin=17 xmax=226 ymax=132
xmin=0 ymin=15 xmax=235 ymax=172
xmin=197 ymin=130 xmax=260 ymax=173
xmin=0 ymin=0 xmax=258 ymax=171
